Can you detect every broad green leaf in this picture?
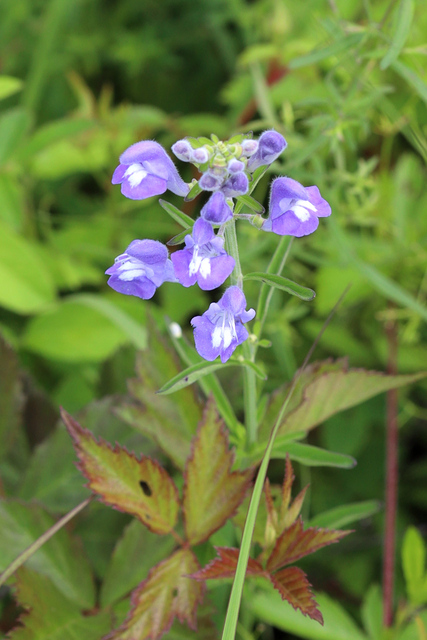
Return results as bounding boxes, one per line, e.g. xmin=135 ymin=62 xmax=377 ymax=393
xmin=159 ymin=199 xmax=195 ymax=229
xmin=250 ymin=588 xmax=368 ymax=640
xmin=190 ymin=548 xmax=263 ymax=580
xmin=402 ymin=526 xmax=427 ymax=606
xmin=259 ymin=359 xmax=427 ymax=440
xmin=0 ymin=336 xmax=23 ymax=462
xmin=61 ymin=409 xmax=180 ymax=535
xmin=108 ymin=548 xmax=204 ymax=640
xmin=309 ymin=501 xmax=381 ymax=530
xmin=21 ymin=118 xmax=95 ymax=158
xmin=361 ymin=585 xmax=383 ymax=640
xmin=117 ymin=324 xmax=202 ymax=469
xmin=183 ymin=399 xmax=253 ymax=545
xmin=0 ymin=108 xmax=31 ymax=165
xmin=0 ymin=500 xmax=95 ymax=608
xmin=8 ymin=570 xmax=111 ymax=640
xmin=0 ymin=174 xmax=25 ymax=230
xmin=236 ymin=194 xmax=265 ymax=213
xmin=392 ymin=60 xmax=427 ymax=104
xmin=269 ymin=567 xmax=323 ymax=625
xmin=0 ymin=76 xmax=23 ymax=101
xmin=158 ymin=359 xmax=266 ymax=395
xmin=22 ymin=300 xmax=130 ymax=361
xmin=289 ymin=34 xmax=364 ymax=69
xmin=272 ymin=442 xmax=356 ymax=469
xmin=244 ymin=272 xmax=315 ymax=301
xmin=380 ymin=0 xmax=414 ymax=69
xmin=0 ymin=221 xmax=55 ymax=314
xmin=101 ymin=520 xmax=175 ymax=608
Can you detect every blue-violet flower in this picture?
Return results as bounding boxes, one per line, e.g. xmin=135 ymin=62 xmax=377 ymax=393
xmin=171 ymin=218 xmax=235 ymax=290
xmin=191 ymin=286 xmax=255 ymax=363
xmin=247 ymin=130 xmax=287 ymax=172
xmin=263 ymin=177 xmax=331 ymax=237
xmin=106 ymin=239 xmax=175 ymax=299
xmin=200 ymin=192 xmax=233 ymax=224
xmin=112 ymin=140 xmax=189 ymax=200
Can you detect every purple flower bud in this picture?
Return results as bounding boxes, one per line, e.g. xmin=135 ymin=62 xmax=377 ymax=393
xmin=228 ymin=159 xmax=245 ymax=174
xmin=192 ymin=147 xmax=210 ymax=164
xmin=199 ymin=171 xmax=224 ymax=191
xmin=106 ymin=239 xmax=176 ymax=299
xmin=171 ymin=139 xmax=194 ymax=162
xmin=201 ymin=192 xmax=233 ymax=224
xmin=171 ymin=218 xmax=234 ymax=291
xmin=247 ymin=130 xmax=287 ymax=171
xmin=221 ymin=171 xmax=249 ymax=197
xmin=112 ymin=141 xmax=189 ymax=200
xmin=191 ymin=286 xmax=255 ymax=363
xmin=263 ymin=177 xmax=331 ymax=237
xmin=241 ymin=139 xmax=259 ymax=157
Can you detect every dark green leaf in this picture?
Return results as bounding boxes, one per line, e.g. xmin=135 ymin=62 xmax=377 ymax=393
xmin=245 ymin=272 xmax=315 ymax=301
xmin=159 ymin=199 xmax=195 ymax=229
xmin=309 ymin=501 xmax=381 ymax=529
xmin=236 ymin=195 xmax=265 ymax=214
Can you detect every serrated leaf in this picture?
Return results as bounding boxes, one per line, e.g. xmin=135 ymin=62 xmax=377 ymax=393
xmin=8 ymin=570 xmax=111 ymax=640
xmin=266 ymin=517 xmax=350 ymax=572
xmin=158 ymin=359 xmax=266 ymax=395
xmin=259 ymin=359 xmax=427 ymax=440
xmin=244 ymin=272 xmax=315 ymax=301
xmin=190 ymin=547 xmax=263 ymax=580
xmin=159 ymin=199 xmax=194 ymax=229
xmin=183 ymin=399 xmax=253 ymax=545
xmin=108 ymin=548 xmax=205 ymax=640
xmin=117 ymin=324 xmax=202 ymax=469
xmin=309 ymin=500 xmax=381 ymax=530
xmin=380 ymin=0 xmax=414 ymax=70
xmin=62 ymin=409 xmax=180 ymax=535
xmin=235 ymin=195 xmax=265 ymax=213
xmin=268 ymin=566 xmax=323 ymax=625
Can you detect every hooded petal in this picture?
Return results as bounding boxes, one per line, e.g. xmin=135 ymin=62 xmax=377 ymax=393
xmin=221 ymin=172 xmax=249 ymax=197
xmin=305 ymin=185 xmax=331 ymax=217
xmin=121 ymin=174 xmax=167 ymax=200
xmin=270 ymin=209 xmax=319 ymax=237
xmin=201 ymin=192 xmax=233 ymax=224
xmin=247 ymin=130 xmax=287 ymax=171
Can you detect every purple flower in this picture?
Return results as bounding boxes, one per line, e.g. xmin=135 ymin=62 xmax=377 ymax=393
xmin=171 ymin=218 xmax=234 ymax=290
xmin=191 ymin=286 xmax=255 ymax=363
xmin=247 ymin=130 xmax=287 ymax=171
xmin=199 ymin=169 xmax=227 ymax=191
xmin=221 ymin=172 xmax=249 ymax=197
xmin=263 ymin=177 xmax=331 ymax=237
xmin=112 ymin=140 xmax=189 ymax=200
xmin=106 ymin=239 xmax=176 ymax=299
xmin=201 ymin=192 xmax=233 ymax=224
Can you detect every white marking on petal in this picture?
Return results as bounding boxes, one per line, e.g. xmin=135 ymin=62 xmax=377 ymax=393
xmin=292 ymin=205 xmax=310 ymax=222
xmin=124 ymin=163 xmax=148 ymax=188
xmin=212 ymin=325 xmax=223 ymax=348
xmin=222 ymin=326 xmax=233 ymax=349
xmin=295 ymin=199 xmax=317 ymax=211
xmin=118 ymin=268 xmax=145 ymax=281
xmin=199 ymin=258 xmax=211 ymax=279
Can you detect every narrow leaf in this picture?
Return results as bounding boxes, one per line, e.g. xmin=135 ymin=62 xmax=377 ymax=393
xmin=289 ymin=34 xmax=363 ymax=69
xmin=61 ymin=409 xmax=180 ymax=535
xmin=402 ymin=526 xmax=427 ymax=606
xmin=190 ymin=547 xmax=263 ymax=580
xmin=274 ymin=442 xmax=356 ymax=469
xmin=391 ymin=59 xmax=427 ymax=104
xmin=309 ymin=500 xmax=381 ymax=529
xmin=266 ymin=518 xmax=351 ymax=572
xmin=167 ymin=228 xmax=192 ymax=246
xmin=268 ymin=566 xmax=323 ymax=625
xmin=183 ymin=399 xmax=253 ymax=545
xmin=380 ymin=0 xmax=414 ymax=70
xmin=159 ymin=199 xmax=194 ymax=229
xmin=236 ymin=194 xmax=265 ymax=214
xmin=184 ymin=181 xmax=203 ymax=202
xmin=157 ymin=359 xmax=266 ymax=395
xmin=108 ymin=548 xmax=205 ymax=640
xmin=245 ymin=272 xmax=315 ymax=301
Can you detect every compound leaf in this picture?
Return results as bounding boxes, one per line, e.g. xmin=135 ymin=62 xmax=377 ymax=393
xmin=62 ymin=409 xmax=180 ymax=535
xmin=190 ymin=547 xmax=264 ymax=580
xmin=268 ymin=566 xmax=323 ymax=625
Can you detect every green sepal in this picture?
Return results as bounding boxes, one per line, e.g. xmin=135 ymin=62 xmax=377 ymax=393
xmin=236 ymin=194 xmax=265 ymax=214
xmin=184 ymin=180 xmax=203 ymax=202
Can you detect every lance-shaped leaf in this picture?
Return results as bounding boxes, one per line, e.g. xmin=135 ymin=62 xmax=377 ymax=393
xmin=183 ymin=399 xmax=253 ymax=545
xmin=267 ymin=517 xmax=351 ymax=572
xmin=62 ymin=409 xmax=180 ymax=535
xmin=268 ymin=567 xmax=323 ymax=625
xmin=190 ymin=547 xmax=264 ymax=580
xmin=107 ymin=548 xmax=205 ymax=640
xmin=159 ymin=199 xmax=194 ymax=229
xmin=244 ymin=273 xmax=315 ymax=301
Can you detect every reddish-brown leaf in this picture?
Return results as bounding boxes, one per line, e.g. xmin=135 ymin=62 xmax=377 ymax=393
xmin=183 ymin=398 xmax=253 ymax=545
xmin=268 ymin=566 xmax=323 ymax=625
xmin=190 ymin=547 xmax=264 ymax=581
xmin=280 ymin=485 xmax=308 ymax=531
xmin=279 ymin=456 xmax=294 ymax=521
xmin=267 ymin=517 xmax=351 ymax=572
xmin=62 ymin=409 xmax=180 ymax=536
xmin=105 ymin=549 xmax=205 ymax=640
xmin=264 ymin=478 xmax=279 ymax=548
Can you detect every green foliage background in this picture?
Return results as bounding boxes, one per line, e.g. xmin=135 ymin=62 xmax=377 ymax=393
xmin=0 ymin=0 xmax=427 ymax=638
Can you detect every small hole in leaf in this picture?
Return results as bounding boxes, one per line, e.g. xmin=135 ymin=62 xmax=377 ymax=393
xmin=172 ymin=588 xmax=178 ymax=598
xmin=139 ymin=480 xmax=152 ymax=497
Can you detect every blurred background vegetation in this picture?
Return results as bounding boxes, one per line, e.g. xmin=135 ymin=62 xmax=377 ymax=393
xmin=0 ymin=0 xmax=427 ymax=638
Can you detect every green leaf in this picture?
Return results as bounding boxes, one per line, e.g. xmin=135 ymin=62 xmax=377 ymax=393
xmin=8 ymin=570 xmax=111 ymax=640
xmin=402 ymin=526 xmax=427 ymax=606
xmin=380 ymin=0 xmax=414 ymax=69
xmin=21 ymin=118 xmax=96 ymax=158
xmin=361 ymin=585 xmax=383 ymax=640
xmin=288 ymin=34 xmax=364 ymax=69
xmin=259 ymin=359 xmax=427 ymax=440
xmin=272 ymin=442 xmax=356 ymax=469
xmin=0 ymin=221 xmax=55 ymax=314
xmin=108 ymin=549 xmax=205 ymax=640
xmin=159 ymin=199 xmax=194 ymax=229
xmin=183 ymin=398 xmax=253 ymax=545
xmin=0 ymin=108 xmax=31 ymax=165
xmin=309 ymin=501 xmax=381 ymax=530
xmin=235 ymin=194 xmax=265 ymax=214
xmin=250 ymin=588 xmax=368 ymax=640
xmin=158 ymin=359 xmax=266 ymax=395
xmin=391 ymin=60 xmax=427 ymax=105
xmin=184 ymin=180 xmax=203 ymax=201
xmin=100 ymin=520 xmax=175 ymax=608
xmin=0 ymin=76 xmax=23 ymax=101
xmin=62 ymin=409 xmax=180 ymax=535
xmin=0 ymin=500 xmax=95 ymax=608
xmin=245 ymin=272 xmax=315 ymax=301
xmin=167 ymin=228 xmax=192 ymax=246
xmin=117 ymin=323 xmax=202 ymax=469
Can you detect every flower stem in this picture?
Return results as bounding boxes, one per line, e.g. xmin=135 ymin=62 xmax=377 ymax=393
xmin=224 ymin=219 xmax=258 ymax=448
